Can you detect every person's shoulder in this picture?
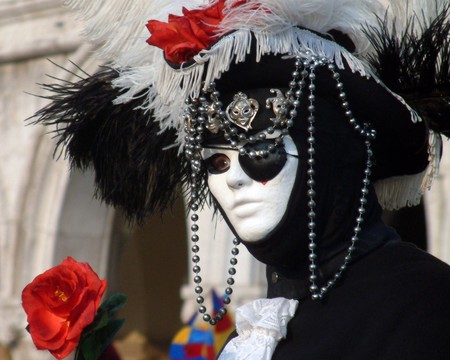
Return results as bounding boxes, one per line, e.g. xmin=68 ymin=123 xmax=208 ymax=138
xmin=350 ymin=240 xmax=450 ymax=301
xmin=366 ymin=240 xmax=450 ymax=305
xmin=381 ymin=240 xmax=450 ymax=277
xmin=369 ymin=242 xmax=450 ymax=359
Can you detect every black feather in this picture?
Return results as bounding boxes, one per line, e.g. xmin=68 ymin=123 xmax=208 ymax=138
xmin=30 ymin=66 xmax=190 ymax=223
xmin=363 ymin=3 xmax=450 ymax=137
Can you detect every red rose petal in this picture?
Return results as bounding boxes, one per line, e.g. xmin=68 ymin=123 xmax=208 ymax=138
xmin=66 ymin=295 xmax=97 ymax=339
xmin=28 ymin=310 xmax=66 ymax=346
xmin=167 ymin=42 xmax=202 ymax=63
xmin=22 ymin=257 xmax=107 ymax=359
xmin=50 ymin=336 xmax=79 ymax=360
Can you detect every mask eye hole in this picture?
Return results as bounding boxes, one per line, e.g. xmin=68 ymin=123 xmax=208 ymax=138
xmin=205 ymin=153 xmax=231 ymax=174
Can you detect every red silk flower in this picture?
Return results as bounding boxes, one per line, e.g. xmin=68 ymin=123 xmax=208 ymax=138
xmin=22 ymin=257 xmax=107 ymax=359
xmin=147 ymin=0 xmax=248 ymax=63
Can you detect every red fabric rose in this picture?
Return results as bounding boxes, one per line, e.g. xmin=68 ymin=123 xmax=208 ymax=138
xmin=147 ymin=0 xmax=249 ymax=63
xmin=22 ymin=257 xmax=107 ymax=360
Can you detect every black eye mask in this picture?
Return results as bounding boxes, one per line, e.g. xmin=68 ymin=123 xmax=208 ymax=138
xmin=204 ymin=141 xmax=297 ymax=182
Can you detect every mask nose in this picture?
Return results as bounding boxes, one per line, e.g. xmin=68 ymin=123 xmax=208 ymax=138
xmin=226 ymin=152 xmax=252 ymax=189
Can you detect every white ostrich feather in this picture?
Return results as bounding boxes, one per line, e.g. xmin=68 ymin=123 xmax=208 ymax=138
xmin=380 ymin=0 xmax=450 ymax=42
xmin=63 ymin=0 xmax=207 ymax=65
xmin=63 ymin=0 xmax=386 ymax=108
xmin=385 ymin=0 xmax=449 ymax=26
xmin=220 ymin=0 xmax=384 ymax=55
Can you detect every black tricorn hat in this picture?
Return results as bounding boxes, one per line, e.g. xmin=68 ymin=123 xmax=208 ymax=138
xmin=31 ymin=0 xmax=449 ymax=222
xmin=181 ymin=24 xmax=443 ymax=211
xmin=213 ymin=43 xmax=430 ymax=184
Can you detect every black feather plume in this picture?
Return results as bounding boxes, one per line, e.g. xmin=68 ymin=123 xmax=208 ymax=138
xmin=363 ymin=3 xmax=450 ymax=137
xmin=31 ymin=66 xmax=189 ymax=223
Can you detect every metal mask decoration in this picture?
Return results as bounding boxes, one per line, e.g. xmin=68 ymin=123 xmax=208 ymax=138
xmin=226 ymin=92 xmax=260 ymax=131
xmin=266 ymin=89 xmax=295 ymax=126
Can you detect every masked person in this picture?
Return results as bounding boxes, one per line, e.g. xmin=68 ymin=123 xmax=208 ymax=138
xmin=34 ymin=0 xmax=450 ymax=359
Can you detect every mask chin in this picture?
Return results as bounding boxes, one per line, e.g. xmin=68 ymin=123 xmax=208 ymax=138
xmin=211 ymin=194 xmax=289 ymax=244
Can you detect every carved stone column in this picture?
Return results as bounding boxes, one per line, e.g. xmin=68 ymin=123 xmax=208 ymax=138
xmin=425 ymin=141 xmax=450 ymax=264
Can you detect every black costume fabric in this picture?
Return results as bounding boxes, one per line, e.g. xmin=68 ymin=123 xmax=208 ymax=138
xmin=222 ymin=223 xmax=450 ymax=359
xmin=210 ymin=53 xmax=450 ymax=359
xmin=271 ymin=236 xmax=450 ymax=359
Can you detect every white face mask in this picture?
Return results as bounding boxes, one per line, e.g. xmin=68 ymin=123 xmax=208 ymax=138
xmin=203 ymin=136 xmax=299 ymax=242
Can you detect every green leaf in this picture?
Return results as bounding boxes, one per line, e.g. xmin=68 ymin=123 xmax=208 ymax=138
xmin=81 ymin=294 xmax=127 ymax=338
xmin=98 ymin=294 xmax=127 ymax=316
xmin=79 ymin=319 xmax=125 ymax=360
xmin=74 ymin=347 xmax=84 ymax=360
xmin=76 ymin=294 xmax=127 ymax=360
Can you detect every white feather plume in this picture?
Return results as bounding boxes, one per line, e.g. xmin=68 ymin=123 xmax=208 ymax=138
xmin=386 ymin=0 xmax=448 ymax=19
xmin=382 ymin=0 xmax=450 ymax=32
xmin=221 ymin=0 xmax=384 ymax=54
xmin=63 ymin=0 xmax=207 ymax=65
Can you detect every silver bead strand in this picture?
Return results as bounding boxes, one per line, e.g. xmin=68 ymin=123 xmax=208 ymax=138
xmin=311 ymin=140 xmax=375 ymax=299
xmin=307 ymin=60 xmax=377 ymax=300
xmin=192 ymin=234 xmax=240 ymax=326
xmin=186 ymin=164 xmax=241 ymax=325
xmin=304 ymin=60 xmax=321 ymax=300
xmin=184 ymin=90 xmax=242 ymax=325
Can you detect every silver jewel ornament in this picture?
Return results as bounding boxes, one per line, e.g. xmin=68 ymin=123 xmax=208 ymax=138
xmin=266 ymin=88 xmax=295 ymax=126
xmin=205 ymin=90 xmax=222 ymax=134
xmin=226 ymin=92 xmax=260 ymax=131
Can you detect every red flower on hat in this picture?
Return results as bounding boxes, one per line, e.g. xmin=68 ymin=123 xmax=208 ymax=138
xmin=147 ymin=0 xmax=250 ymax=64
xmin=22 ymin=257 xmax=107 ymax=359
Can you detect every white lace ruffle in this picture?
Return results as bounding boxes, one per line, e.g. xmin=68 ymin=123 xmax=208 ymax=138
xmin=218 ymin=297 xmax=299 ymax=360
